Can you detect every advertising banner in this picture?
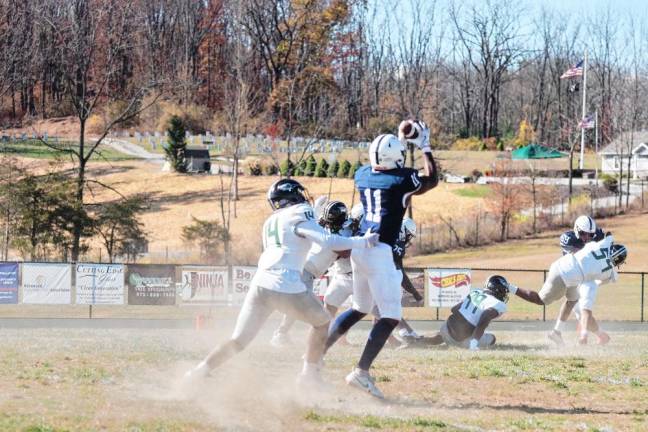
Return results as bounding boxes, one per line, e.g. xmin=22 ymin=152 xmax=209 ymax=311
xmin=22 ymin=263 xmax=72 ymax=304
xmin=425 ymin=268 xmax=471 ymax=308
xmin=0 ymin=262 xmax=19 ymax=304
xmin=231 ymin=266 xmax=256 ymax=305
xmin=75 ymin=264 xmax=124 ymax=305
xmin=180 ymin=266 xmax=229 ymax=304
xmin=126 ymin=264 xmax=176 ymax=305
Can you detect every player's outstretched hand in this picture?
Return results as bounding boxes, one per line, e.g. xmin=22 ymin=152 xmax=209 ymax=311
xmin=313 ymin=195 xmax=328 ymax=218
xmin=363 ymin=230 xmax=380 ymax=248
xmin=505 ymin=282 xmax=519 ymax=295
xmin=398 ymin=119 xmax=430 ymax=151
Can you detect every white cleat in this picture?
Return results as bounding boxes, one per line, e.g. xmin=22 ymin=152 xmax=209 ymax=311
xmin=345 ymin=367 xmax=384 ymax=399
xmin=547 ymin=330 xmax=565 ymax=347
xmin=179 ymin=362 xmax=209 ymax=397
xmin=296 ymin=369 xmax=327 ymax=392
xmin=270 ymin=332 xmax=292 ymax=348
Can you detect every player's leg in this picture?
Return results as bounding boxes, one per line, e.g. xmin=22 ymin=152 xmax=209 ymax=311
xmin=274 ymin=290 xmax=331 ymax=381
xmin=325 ymin=251 xmax=371 ymax=352
xmin=577 ymin=281 xmax=608 ymax=345
xmin=323 ymin=274 xmax=354 ymax=345
xmin=541 ymin=262 xmax=570 ymax=346
xmin=184 ymin=285 xmax=274 ymax=384
xmin=346 ymin=245 xmax=402 ymax=398
xmin=270 ymin=314 xmax=296 ymax=347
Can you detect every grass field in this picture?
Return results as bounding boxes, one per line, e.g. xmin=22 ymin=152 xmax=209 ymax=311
xmin=70 ymin=160 xmax=488 ymax=264
xmin=1 ymin=324 xmax=646 ymax=431
xmin=1 ymin=139 xmax=138 ymax=161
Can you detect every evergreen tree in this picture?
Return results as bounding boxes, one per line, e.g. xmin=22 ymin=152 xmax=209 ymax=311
xmin=337 ymin=160 xmax=351 ymax=178
xmin=348 ymin=160 xmax=362 ymax=178
xmin=315 ymin=159 xmax=329 ymax=177
xmin=280 ymin=158 xmax=295 ymax=176
xmin=164 ymin=115 xmax=187 ymax=173
xmin=304 ymin=155 xmax=317 ymax=176
xmin=327 ymin=160 xmax=339 ymax=178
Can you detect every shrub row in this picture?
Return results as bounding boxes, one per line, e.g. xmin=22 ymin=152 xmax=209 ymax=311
xmin=247 ymin=156 xmax=362 ymax=178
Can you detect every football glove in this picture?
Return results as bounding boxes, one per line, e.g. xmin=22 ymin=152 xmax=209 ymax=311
xmin=363 ymin=230 xmax=380 ymax=248
xmin=398 ymin=119 xmax=430 ymax=151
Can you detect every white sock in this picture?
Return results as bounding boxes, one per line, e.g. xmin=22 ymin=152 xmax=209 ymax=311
xmin=302 ymin=361 xmax=319 ymax=375
xmin=580 ymin=330 xmax=589 ymax=338
xmin=554 ymin=320 xmax=567 ymax=332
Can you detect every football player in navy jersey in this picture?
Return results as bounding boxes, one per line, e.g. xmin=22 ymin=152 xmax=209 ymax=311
xmin=323 ymin=120 xmax=438 ymax=398
xmin=549 ymin=215 xmax=610 ymax=346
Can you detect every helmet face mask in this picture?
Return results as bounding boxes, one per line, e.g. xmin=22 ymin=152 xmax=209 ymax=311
xmin=610 ymin=244 xmax=627 ymax=267
xmin=369 ymin=134 xmax=405 ymax=171
xmin=267 ymin=179 xmax=310 ymax=210
xmin=319 ymin=201 xmax=348 ymax=233
xmin=484 ymin=274 xmax=509 ymax=303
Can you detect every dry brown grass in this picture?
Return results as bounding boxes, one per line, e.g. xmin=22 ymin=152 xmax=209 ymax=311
xmin=77 ymin=160 xmax=486 ymax=264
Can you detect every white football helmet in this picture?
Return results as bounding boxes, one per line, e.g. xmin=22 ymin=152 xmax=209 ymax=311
xmin=400 ymin=217 xmax=417 ymax=245
xmin=573 ymin=215 xmax=596 ymax=239
xmin=369 ymin=134 xmax=405 ymax=170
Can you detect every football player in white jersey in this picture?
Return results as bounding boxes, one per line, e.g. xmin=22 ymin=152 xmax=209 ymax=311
xmin=507 ymin=236 xmax=628 ymax=345
xmin=427 ymin=275 xmax=514 ymax=349
xmin=270 ymin=200 xmax=352 ymax=347
xmin=182 ymin=179 xmax=379 ymax=388
xmin=550 ymin=215 xmax=609 ymax=346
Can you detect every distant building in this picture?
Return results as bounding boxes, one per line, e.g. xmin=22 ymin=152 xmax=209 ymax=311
xmin=184 ymin=148 xmax=211 ymax=173
xmin=599 ymin=131 xmax=648 ymax=179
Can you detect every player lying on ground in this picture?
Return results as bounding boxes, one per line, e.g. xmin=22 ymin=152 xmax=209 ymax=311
xmin=511 ymin=235 xmax=627 ymax=345
xmin=324 ymin=119 xmax=439 ymax=399
xmin=426 ymin=275 xmax=532 ymax=349
xmin=270 ymin=199 xmax=352 ymax=347
xmin=182 ymin=179 xmax=379 ymax=388
xmin=549 ymin=215 xmax=610 ymax=346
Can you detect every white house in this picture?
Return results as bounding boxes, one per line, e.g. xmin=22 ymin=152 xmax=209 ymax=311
xmin=599 ymin=131 xmax=648 ymax=179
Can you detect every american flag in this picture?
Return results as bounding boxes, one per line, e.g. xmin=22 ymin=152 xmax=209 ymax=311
xmin=578 ymin=114 xmax=595 ymax=129
xmin=560 ymin=60 xmax=584 ymax=79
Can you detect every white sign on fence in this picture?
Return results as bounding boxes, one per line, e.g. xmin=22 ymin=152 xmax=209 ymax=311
xmin=425 ymin=268 xmax=472 ymax=308
xmin=22 ymin=263 xmax=72 ymax=304
xmin=75 ymin=263 xmax=124 ymax=305
xmin=231 ymin=266 xmax=256 ymax=305
xmin=180 ymin=266 xmax=229 ymax=304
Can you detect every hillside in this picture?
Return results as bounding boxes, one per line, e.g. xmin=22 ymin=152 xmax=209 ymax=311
xmin=68 ymin=159 xmax=488 ymax=264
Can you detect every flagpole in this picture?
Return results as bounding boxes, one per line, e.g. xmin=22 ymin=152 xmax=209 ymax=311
xmin=595 ymin=109 xmax=599 ymax=181
xmin=579 ymin=50 xmax=588 ymax=170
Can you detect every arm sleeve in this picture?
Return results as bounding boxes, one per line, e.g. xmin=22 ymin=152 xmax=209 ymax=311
xmin=401 ymin=169 xmax=422 ymax=208
xmin=294 ymin=219 xmax=367 ymax=250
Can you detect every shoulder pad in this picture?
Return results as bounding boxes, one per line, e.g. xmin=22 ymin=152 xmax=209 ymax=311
xmin=284 ymin=203 xmax=316 ymax=224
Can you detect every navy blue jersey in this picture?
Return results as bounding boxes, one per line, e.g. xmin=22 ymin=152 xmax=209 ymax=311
xmin=355 ymin=165 xmax=421 ymax=246
xmin=560 ymin=228 xmax=605 ymax=255
xmin=392 ymin=237 xmax=407 ymax=269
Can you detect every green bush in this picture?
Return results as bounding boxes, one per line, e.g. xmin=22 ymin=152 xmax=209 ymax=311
xmin=478 ymin=141 xmax=487 ymax=151
xmin=263 ymin=162 xmax=278 ymax=176
xmin=349 ymin=160 xmax=362 ymax=179
xmin=246 ymin=160 xmax=263 ymax=176
xmin=279 ymin=158 xmax=295 ymax=176
xmin=600 ymin=173 xmax=618 ymax=192
xmin=315 ymin=159 xmax=329 ymax=178
xmin=337 ymin=160 xmax=351 ymax=178
xmin=304 ymin=155 xmax=317 ymax=177
xmin=294 ymin=159 xmax=307 ymax=176
xmin=496 ymin=140 xmax=504 ymax=151
xmin=327 ymin=160 xmax=339 ymax=178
